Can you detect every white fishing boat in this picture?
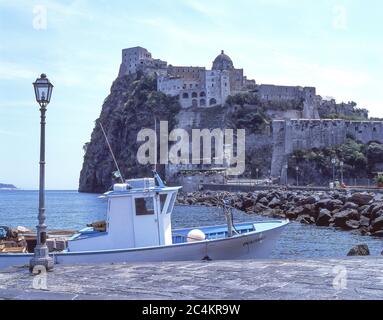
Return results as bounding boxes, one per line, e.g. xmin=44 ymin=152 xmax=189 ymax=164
xmin=0 ymin=173 xmax=288 ymax=269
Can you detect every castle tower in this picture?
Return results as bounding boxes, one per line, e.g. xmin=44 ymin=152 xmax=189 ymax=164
xmin=212 ymin=50 xmax=235 ymax=71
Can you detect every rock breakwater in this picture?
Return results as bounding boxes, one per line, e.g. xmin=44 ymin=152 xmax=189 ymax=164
xmin=177 ymin=190 xmax=383 ymax=237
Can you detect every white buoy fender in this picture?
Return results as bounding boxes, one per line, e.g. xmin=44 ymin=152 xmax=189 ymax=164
xmin=187 ymin=229 xmax=206 ymax=243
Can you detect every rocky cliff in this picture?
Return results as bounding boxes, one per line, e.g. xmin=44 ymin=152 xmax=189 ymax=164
xmin=0 ymin=183 xmax=16 ymax=189
xmin=79 ymin=72 xmax=180 ymax=193
xmin=79 ymin=75 xmax=273 ymax=193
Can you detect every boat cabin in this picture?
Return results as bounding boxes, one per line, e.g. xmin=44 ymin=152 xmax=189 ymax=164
xmin=68 ymin=174 xmax=181 ymax=252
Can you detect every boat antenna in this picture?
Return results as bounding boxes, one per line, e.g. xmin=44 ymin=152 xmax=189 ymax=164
xmin=99 ymin=121 xmax=125 ymax=183
xmin=154 ymin=115 xmax=158 ymax=172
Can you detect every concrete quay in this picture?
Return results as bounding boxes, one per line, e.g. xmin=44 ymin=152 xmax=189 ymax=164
xmin=0 ymin=257 xmax=382 ymax=300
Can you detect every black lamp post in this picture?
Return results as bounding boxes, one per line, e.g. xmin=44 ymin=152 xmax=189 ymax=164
xmin=30 ymin=74 xmax=54 ymax=272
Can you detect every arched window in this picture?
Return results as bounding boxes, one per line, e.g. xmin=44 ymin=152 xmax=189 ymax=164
xmin=192 ymin=99 xmax=198 ymax=108
xmin=209 ymin=98 xmax=217 ymax=106
xmin=200 ymin=99 xmax=206 ymax=106
xmin=192 ymin=92 xmax=198 ymax=98
xmin=200 ymin=91 xmax=206 ymax=97
xmin=182 ymin=93 xmax=189 ymax=99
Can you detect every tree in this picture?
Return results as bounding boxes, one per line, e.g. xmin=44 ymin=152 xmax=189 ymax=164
xmin=367 ymin=142 xmax=383 ymax=164
xmin=226 ymin=92 xmax=259 ymax=108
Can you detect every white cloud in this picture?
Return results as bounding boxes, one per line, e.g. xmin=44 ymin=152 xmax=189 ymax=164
xmin=0 ymin=62 xmax=37 ymax=80
xmin=0 ymin=129 xmax=24 ymax=137
xmin=262 ymin=52 xmax=370 ymax=89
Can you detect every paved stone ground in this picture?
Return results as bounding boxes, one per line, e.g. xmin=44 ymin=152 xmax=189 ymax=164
xmin=0 ymin=257 xmax=382 ymax=300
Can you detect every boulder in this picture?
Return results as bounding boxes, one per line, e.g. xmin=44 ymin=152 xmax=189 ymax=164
xmin=341 ymin=202 xmax=359 ymax=211
xmin=347 ymin=244 xmax=370 ymax=256
xmin=297 ymin=214 xmax=315 ymax=224
xmin=292 ymin=206 xmax=306 ymax=216
xmin=266 ymin=193 xmax=277 ymax=202
xmin=316 ymin=209 xmax=332 ymax=227
xmin=347 ymin=193 xmax=374 ymax=206
xmin=371 ymin=216 xmax=383 ymax=232
xmin=256 ymin=192 xmax=268 ymax=202
xmin=241 ymin=198 xmax=254 ymax=211
xmin=359 ymin=205 xmax=371 ymax=218
xmin=262 ymin=208 xmax=284 ymax=218
xmin=372 ymin=230 xmax=383 ymax=237
xmin=257 ymin=197 xmax=269 ymax=206
xmin=285 ymin=211 xmax=298 ymax=219
xmin=328 ymin=199 xmax=344 ymax=211
xmin=314 ymin=198 xmax=331 ymax=210
xmin=303 ymin=204 xmax=317 ymax=218
xmin=233 ymin=201 xmax=243 ymax=210
xmin=371 ymin=209 xmax=383 ymax=220
xmin=297 ymin=196 xmax=318 ymax=206
xmin=268 ymin=197 xmax=281 ymax=208
xmin=333 ymin=209 xmax=360 ymax=229
xmin=271 ymin=209 xmax=285 ymax=218
xmin=254 ymin=203 xmax=268 ymax=213
xmin=370 ymin=203 xmax=383 ymax=217
xmin=291 ymin=204 xmax=315 ymax=217
xmin=293 ymin=195 xmax=304 ymax=203
xmin=345 ymin=220 xmax=361 ymax=230
xmin=359 ymin=215 xmax=371 ymax=228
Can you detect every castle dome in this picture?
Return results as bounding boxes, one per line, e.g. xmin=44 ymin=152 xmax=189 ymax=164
xmin=212 ymin=50 xmax=234 ymax=71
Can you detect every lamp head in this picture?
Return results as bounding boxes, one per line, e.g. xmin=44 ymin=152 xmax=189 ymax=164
xmin=33 ymin=73 xmax=53 ymax=106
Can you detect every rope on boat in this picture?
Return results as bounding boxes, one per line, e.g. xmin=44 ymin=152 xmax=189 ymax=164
xmin=99 ymin=121 xmax=125 ymax=183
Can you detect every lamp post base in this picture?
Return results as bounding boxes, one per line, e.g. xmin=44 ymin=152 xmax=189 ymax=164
xmin=29 ymin=246 xmax=54 ymax=272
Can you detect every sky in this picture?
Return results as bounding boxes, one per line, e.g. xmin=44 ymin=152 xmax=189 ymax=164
xmin=0 ymin=0 xmax=382 ymax=190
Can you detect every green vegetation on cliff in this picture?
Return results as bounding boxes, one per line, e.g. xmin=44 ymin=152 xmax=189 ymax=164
xmin=226 ymin=92 xmax=260 ymax=108
xmin=227 ymin=107 xmax=270 ymax=135
xmin=226 ymin=92 xmax=270 ymax=135
xmin=323 ymin=113 xmax=369 ymax=121
xmin=289 ymin=137 xmax=383 ymax=185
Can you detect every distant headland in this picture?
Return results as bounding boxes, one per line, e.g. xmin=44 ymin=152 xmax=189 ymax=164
xmin=0 ymin=183 xmax=17 ymax=190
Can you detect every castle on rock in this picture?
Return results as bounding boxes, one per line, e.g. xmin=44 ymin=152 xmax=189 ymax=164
xmin=118 ymin=46 xmax=322 ymax=118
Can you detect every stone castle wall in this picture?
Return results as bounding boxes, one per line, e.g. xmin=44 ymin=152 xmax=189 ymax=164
xmin=271 ymin=119 xmax=383 ymax=180
xmin=258 ymin=85 xmax=316 ymax=102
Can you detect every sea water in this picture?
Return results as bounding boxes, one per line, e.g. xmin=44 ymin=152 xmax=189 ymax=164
xmin=0 ymin=190 xmax=382 ymax=258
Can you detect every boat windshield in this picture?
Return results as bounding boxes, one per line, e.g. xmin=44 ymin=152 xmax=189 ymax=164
xmin=167 ymin=193 xmax=176 ymax=214
xmin=135 ymin=197 xmax=155 ymax=215
xmin=158 ymin=193 xmax=177 ymax=214
xmin=160 ymin=194 xmax=167 ymax=213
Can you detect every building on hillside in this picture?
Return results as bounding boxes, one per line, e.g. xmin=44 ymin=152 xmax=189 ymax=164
xmin=118 ymin=46 xmax=323 ymax=118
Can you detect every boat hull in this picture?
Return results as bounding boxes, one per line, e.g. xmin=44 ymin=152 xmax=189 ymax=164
xmin=0 ymin=220 xmax=288 ymax=269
